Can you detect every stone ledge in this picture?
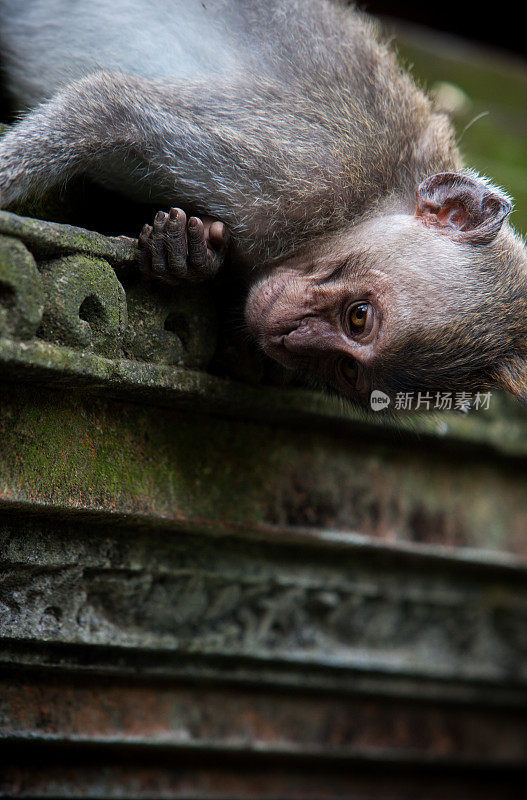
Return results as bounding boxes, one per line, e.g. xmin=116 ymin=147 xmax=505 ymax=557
xmin=0 ymin=210 xmax=217 ymax=373
xmin=1 ymin=211 xmax=526 ymax=457
xmin=2 ymin=336 xmax=527 ymax=459
xmin=2 ymin=672 xmax=525 ymax=766
xmin=0 ymin=381 xmax=526 ymax=557
xmin=0 ymin=209 xmax=138 ymax=263
xmin=1 ymin=510 xmax=526 ymax=698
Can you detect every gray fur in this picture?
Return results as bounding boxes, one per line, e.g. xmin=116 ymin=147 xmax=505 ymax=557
xmin=0 ymin=0 xmax=244 ymax=103
xmin=0 ymin=0 xmax=457 ymax=266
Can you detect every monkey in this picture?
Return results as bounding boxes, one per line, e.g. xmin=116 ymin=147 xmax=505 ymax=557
xmin=0 ymin=0 xmax=525 ymax=407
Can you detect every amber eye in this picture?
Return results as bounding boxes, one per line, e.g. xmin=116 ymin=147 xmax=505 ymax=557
xmin=341 ymin=359 xmax=358 ymax=384
xmin=348 ymin=302 xmax=369 ymax=333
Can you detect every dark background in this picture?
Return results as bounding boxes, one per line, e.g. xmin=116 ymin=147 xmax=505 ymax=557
xmin=363 ymin=3 xmax=525 ymax=58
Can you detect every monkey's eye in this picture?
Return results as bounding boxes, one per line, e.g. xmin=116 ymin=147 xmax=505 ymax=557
xmin=348 ymin=302 xmax=370 ymax=333
xmin=341 ymin=359 xmax=358 ymax=385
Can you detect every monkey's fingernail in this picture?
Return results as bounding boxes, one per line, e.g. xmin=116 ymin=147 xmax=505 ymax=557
xmin=169 ymin=207 xmax=180 ymax=219
xmin=155 ymin=211 xmax=167 ymax=223
xmin=188 ymin=217 xmax=200 ymax=228
xmin=209 ymin=221 xmax=226 ymax=246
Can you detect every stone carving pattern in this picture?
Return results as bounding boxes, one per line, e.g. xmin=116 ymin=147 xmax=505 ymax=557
xmin=1 ymin=551 xmax=526 ymax=682
xmin=0 ymin=230 xmax=217 ymax=369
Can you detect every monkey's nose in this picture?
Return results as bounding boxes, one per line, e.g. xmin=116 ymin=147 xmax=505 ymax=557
xmin=281 ymin=324 xmax=315 ymax=353
xmin=282 ymin=319 xmax=341 ymax=356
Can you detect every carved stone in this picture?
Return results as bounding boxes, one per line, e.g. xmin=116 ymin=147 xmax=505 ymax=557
xmin=38 ymin=254 xmax=128 ymax=356
xmin=1 ymin=144 xmax=526 ymax=800
xmin=123 ymin=278 xmax=217 ymax=368
xmin=0 ymin=234 xmax=44 ymax=339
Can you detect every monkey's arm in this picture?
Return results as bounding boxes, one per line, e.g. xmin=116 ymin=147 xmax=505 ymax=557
xmin=0 ymin=70 xmax=334 ymax=266
xmin=0 ymin=71 xmax=214 ymax=208
xmin=0 ymin=73 xmax=233 ymax=281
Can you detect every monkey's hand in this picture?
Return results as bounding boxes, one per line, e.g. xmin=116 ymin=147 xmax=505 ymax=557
xmin=138 ymin=208 xmax=229 ymax=284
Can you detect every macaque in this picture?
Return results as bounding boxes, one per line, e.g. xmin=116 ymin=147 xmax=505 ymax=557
xmin=0 ymin=0 xmax=525 ymax=406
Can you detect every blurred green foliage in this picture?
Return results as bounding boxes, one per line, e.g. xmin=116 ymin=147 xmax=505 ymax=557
xmin=395 ymin=29 xmax=527 ymax=235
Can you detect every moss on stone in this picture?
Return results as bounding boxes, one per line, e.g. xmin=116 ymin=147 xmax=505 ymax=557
xmin=0 ymin=235 xmax=44 ymax=339
xmin=38 ymin=254 xmax=128 ymax=357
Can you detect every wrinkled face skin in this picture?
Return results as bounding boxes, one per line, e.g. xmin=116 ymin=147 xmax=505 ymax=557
xmin=245 ymin=172 xmax=527 ymax=408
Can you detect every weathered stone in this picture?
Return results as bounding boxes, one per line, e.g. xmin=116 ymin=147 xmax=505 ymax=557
xmin=0 ymin=209 xmax=138 ymax=263
xmin=1 ymin=514 xmax=527 ymax=686
xmin=123 ymin=278 xmax=217 ymax=368
xmin=0 ymin=234 xmax=44 ymax=339
xmin=3 ymin=671 xmax=526 ymax=767
xmin=0 ymin=761 xmax=521 ymax=800
xmin=0 ymin=383 xmax=525 ymax=556
xmin=38 ymin=254 xmax=128 ymax=357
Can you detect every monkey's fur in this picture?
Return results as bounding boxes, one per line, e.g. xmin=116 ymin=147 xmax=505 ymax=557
xmin=0 ymin=0 xmax=525 ymax=405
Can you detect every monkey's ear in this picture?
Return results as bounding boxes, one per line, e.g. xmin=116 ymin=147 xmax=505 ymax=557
xmin=416 ymin=172 xmax=512 ymax=245
xmin=495 ymin=355 xmax=527 ymax=402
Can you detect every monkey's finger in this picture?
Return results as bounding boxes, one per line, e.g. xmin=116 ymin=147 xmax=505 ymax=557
xmin=202 ymin=219 xmax=229 ymax=278
xmin=208 ymin=221 xmax=229 ymax=278
xmin=187 ymin=216 xmax=212 ymax=280
xmin=137 ymin=223 xmax=154 ymax=275
xmin=165 ymin=207 xmax=188 ymax=278
xmin=207 ymin=220 xmax=229 ymax=253
xmin=138 ymin=223 xmax=153 ymax=251
xmin=151 ymin=210 xmax=170 ymax=275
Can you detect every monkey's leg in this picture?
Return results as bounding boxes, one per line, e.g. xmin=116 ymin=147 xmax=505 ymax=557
xmin=138 ymin=208 xmax=229 ymax=283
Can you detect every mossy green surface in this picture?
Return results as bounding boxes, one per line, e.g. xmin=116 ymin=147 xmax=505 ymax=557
xmin=0 ymin=381 xmax=526 ymax=556
xmin=0 ymin=234 xmax=44 ymax=338
xmin=39 ymin=254 xmax=128 ymax=357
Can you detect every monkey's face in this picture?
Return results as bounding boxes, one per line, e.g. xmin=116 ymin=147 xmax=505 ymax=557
xmin=246 ymin=172 xmax=527 ymax=408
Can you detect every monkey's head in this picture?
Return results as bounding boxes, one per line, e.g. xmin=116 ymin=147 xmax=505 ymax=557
xmin=246 ymin=172 xmax=527 ymax=409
